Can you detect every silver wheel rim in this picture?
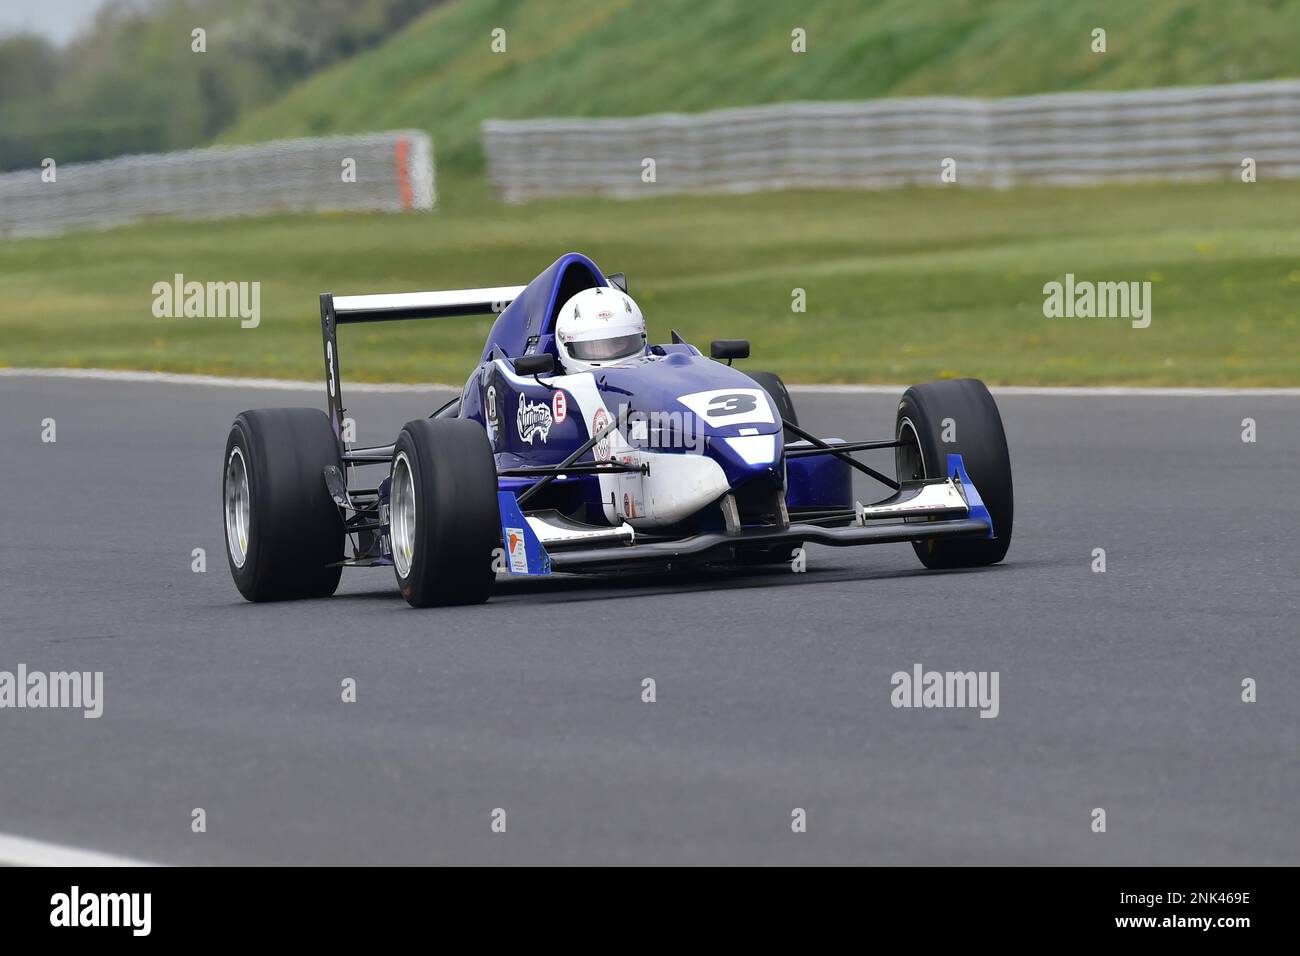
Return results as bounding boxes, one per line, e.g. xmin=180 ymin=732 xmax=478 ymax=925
xmin=391 ymin=451 xmax=417 ymax=578
xmin=896 ymin=417 xmax=931 ymax=530
xmin=895 ymin=417 xmax=926 ymax=482
xmin=224 ymin=447 xmax=251 ymax=568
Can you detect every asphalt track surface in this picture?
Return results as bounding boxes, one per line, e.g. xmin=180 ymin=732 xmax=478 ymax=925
xmin=1 ymin=372 xmax=1297 ymax=865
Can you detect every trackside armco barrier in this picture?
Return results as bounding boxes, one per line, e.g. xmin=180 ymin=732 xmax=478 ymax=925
xmin=0 ymin=131 xmax=435 ymax=239
xmin=483 ymin=81 xmax=1300 ymax=201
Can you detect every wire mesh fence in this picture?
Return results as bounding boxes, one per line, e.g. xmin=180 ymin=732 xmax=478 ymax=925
xmin=483 ymin=81 xmax=1300 ymax=201
xmin=0 ymin=131 xmax=435 ymax=239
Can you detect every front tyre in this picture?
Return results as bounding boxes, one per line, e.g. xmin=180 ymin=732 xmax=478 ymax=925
xmin=390 ymin=418 xmax=499 ymax=607
xmin=895 ymin=378 xmax=1013 ymax=569
xmin=223 ymin=408 xmax=345 ymax=602
xmin=747 ymin=370 xmax=798 ymax=441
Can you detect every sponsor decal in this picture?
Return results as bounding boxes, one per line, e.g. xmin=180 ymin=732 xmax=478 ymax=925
xmin=596 ymin=309 xmax=615 ymax=320
xmin=552 ymin=389 xmax=567 ymax=423
xmin=505 ymin=528 xmax=528 ymax=573
xmin=592 ymin=407 xmax=611 ymax=461
xmin=623 ymin=493 xmax=630 ymax=516
xmin=485 ymin=384 xmax=498 ymax=426
xmin=517 ymin=397 xmax=553 ymax=445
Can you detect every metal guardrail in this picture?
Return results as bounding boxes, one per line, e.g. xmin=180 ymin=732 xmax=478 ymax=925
xmin=483 ymin=81 xmax=1300 ymax=201
xmin=0 ymin=131 xmax=435 ymax=239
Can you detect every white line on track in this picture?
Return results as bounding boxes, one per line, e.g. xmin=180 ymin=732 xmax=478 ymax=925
xmin=0 ymin=832 xmax=157 ymax=867
xmin=3 ymin=367 xmax=1300 ymax=397
xmin=792 ymin=383 xmax=1300 ymax=397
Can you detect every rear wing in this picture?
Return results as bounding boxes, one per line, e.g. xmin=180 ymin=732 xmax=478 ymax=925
xmin=320 ymin=286 xmax=526 ymax=452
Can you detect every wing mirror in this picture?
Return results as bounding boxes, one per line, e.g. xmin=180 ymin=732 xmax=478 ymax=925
xmin=607 ymin=272 xmax=628 ymax=293
xmin=710 ymin=339 xmax=750 ymax=364
xmin=513 ymin=354 xmax=555 ymax=376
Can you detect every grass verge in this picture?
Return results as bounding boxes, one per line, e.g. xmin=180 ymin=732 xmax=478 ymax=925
xmin=2 ymin=177 xmax=1297 ymax=386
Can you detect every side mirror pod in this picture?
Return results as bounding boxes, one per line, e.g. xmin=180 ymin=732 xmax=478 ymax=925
xmin=710 ymin=339 xmax=750 ymax=363
xmin=608 ymin=273 xmax=628 ymax=293
xmin=513 ymin=354 xmax=555 ymax=376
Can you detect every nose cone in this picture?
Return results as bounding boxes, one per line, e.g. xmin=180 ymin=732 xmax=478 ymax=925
xmin=708 ymin=432 xmax=784 ymax=487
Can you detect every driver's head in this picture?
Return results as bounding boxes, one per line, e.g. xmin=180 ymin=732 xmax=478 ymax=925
xmin=554 ymin=286 xmax=646 ymax=374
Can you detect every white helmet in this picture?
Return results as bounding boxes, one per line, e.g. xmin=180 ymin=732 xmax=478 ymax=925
xmin=554 ymin=286 xmax=646 ymax=374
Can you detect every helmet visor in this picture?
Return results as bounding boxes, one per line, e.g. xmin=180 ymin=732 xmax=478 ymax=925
xmin=568 ymin=332 xmax=645 ymax=363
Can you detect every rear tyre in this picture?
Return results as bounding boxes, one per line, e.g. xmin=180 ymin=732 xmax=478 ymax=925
xmin=742 ymin=370 xmax=801 ymax=565
xmin=895 ymin=378 xmax=1013 ymax=569
xmin=223 ymin=408 xmax=345 ymax=602
xmin=390 ymin=418 xmax=499 ymax=607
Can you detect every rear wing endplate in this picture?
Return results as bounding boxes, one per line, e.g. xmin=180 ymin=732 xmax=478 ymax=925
xmin=320 ymin=286 xmax=526 ymax=452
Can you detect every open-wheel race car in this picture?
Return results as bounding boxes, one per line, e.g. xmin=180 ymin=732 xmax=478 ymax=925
xmin=222 ymin=253 xmax=1013 ymax=606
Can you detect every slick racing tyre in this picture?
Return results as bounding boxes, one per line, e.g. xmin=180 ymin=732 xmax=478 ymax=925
xmin=747 ymin=370 xmax=799 ymax=441
xmin=389 ymin=418 xmax=499 ymax=608
xmin=223 ymin=408 xmax=345 ymax=602
xmin=895 ymin=378 xmax=1013 ymax=569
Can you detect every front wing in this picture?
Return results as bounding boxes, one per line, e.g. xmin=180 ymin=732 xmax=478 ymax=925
xmin=499 ymin=453 xmax=996 ymax=576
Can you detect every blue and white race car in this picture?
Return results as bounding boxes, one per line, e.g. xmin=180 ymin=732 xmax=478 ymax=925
xmin=222 ymin=253 xmax=1013 ymax=606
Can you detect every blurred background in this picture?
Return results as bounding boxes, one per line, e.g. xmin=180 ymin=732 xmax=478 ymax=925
xmin=1 ymin=0 xmax=1298 ymax=385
